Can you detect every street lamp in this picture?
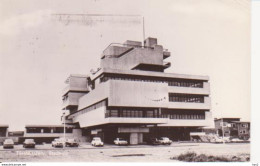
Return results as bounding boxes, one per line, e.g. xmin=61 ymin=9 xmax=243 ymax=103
xmin=63 ymin=111 xmax=66 ymax=148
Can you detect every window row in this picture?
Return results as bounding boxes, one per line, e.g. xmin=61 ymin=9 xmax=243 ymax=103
xmin=105 ymin=109 xmax=162 ymax=118
xmin=161 ymin=113 xmax=205 ymax=119
xmin=105 ymin=108 xmax=206 ymax=120
xmin=168 ymin=80 xmax=203 ymax=88
xmin=26 ymin=128 xmax=73 ymax=133
xmin=169 ymin=93 xmax=205 ymax=103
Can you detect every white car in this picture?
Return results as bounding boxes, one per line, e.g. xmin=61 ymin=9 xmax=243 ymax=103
xmin=114 ymin=138 xmax=128 ymax=145
xmin=3 ymin=139 xmax=14 ymax=149
xmin=91 ymin=137 xmax=104 ymax=147
xmin=231 ymin=138 xmax=244 ymax=143
xmin=52 ymin=138 xmax=64 ymax=148
xmin=158 ymin=137 xmax=172 ymax=145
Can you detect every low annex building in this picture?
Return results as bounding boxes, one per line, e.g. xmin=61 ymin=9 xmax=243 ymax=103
xmin=61 ymin=37 xmax=213 ymax=144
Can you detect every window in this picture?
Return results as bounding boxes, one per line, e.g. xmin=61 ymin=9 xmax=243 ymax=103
xmin=168 ymin=79 xmax=204 ymax=88
xmin=169 ymin=93 xmax=205 ymax=103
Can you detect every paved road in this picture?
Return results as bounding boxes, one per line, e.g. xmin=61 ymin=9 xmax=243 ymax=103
xmin=0 ymin=142 xmax=250 ymax=162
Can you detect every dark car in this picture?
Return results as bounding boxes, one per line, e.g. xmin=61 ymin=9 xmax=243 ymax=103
xmin=147 ymin=138 xmax=161 ymax=145
xmin=3 ymin=139 xmax=14 ymax=149
xmin=23 ymin=139 xmax=36 ymax=148
xmin=65 ymin=139 xmax=79 ymax=147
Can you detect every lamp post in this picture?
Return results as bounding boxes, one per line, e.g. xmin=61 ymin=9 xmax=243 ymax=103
xmin=221 ymin=118 xmax=225 ymax=144
xmin=63 ymin=111 xmax=66 ymax=148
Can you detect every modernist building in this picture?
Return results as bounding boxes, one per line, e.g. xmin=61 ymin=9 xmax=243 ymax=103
xmin=62 ymin=37 xmax=213 ymax=144
xmin=214 ymin=118 xmax=250 ymax=140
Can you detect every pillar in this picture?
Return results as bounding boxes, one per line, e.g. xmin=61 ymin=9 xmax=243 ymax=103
xmin=138 ymin=133 xmax=143 ymax=144
xmin=130 ymin=133 xmax=138 ymax=145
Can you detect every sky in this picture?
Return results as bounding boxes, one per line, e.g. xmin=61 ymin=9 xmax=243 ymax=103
xmin=0 ymin=0 xmax=250 ymax=130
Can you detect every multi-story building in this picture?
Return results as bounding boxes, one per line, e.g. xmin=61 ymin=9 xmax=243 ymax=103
xmin=62 ymin=37 xmax=213 ymax=144
xmin=214 ymin=118 xmax=250 ymax=140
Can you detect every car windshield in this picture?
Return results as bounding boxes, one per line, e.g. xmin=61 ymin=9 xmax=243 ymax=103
xmin=67 ymin=139 xmax=75 ymax=142
xmin=94 ymin=138 xmax=101 ymax=141
xmin=118 ymin=138 xmax=125 ymax=141
xmin=161 ymin=137 xmax=169 ymax=140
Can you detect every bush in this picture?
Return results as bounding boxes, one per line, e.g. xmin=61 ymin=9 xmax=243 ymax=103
xmin=171 ymin=152 xmax=249 ymax=162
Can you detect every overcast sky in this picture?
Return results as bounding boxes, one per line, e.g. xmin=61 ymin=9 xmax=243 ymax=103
xmin=0 ymin=0 xmax=250 ymax=130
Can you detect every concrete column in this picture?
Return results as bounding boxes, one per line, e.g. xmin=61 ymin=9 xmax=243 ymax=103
xmin=138 ymin=133 xmax=143 ymax=144
xmin=41 ymin=129 xmax=44 ymax=133
xmin=51 ymin=129 xmax=54 ymax=133
xmin=130 ymin=133 xmax=138 ymax=145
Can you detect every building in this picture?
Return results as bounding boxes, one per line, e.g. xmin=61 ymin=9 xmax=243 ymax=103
xmin=62 ymin=37 xmax=213 ymax=144
xmin=0 ymin=125 xmax=8 ymax=144
xmin=214 ymin=118 xmax=250 ymax=140
xmin=22 ymin=125 xmax=85 ymax=143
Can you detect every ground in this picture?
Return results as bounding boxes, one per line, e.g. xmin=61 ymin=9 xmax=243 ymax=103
xmin=0 ymin=142 xmax=250 ymax=162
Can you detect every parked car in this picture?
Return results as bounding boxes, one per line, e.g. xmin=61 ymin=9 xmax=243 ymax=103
xmin=91 ymin=137 xmax=104 ymax=147
xmin=3 ymin=139 xmax=14 ymax=149
xmin=114 ymin=138 xmax=128 ymax=145
xmin=158 ymin=137 xmax=172 ymax=145
xmin=147 ymin=138 xmax=161 ymax=145
xmin=52 ymin=138 xmax=64 ymax=148
xmin=65 ymin=138 xmax=79 ymax=147
xmin=231 ymin=138 xmax=244 ymax=143
xmin=23 ymin=139 xmax=36 ymax=148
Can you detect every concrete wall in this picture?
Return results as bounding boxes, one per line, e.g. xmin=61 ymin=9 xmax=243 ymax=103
xmin=62 ymin=92 xmax=86 ymax=108
xmin=109 ymin=80 xmax=169 ymax=108
xmin=78 ymin=81 xmax=109 ymax=110
xmin=62 ymin=75 xmax=88 ymax=95
xmin=101 ymin=45 xmax=164 ymax=70
xmin=73 ymin=106 xmax=106 ymax=128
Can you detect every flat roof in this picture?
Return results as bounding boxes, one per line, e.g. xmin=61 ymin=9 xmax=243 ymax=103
xmin=64 ymin=74 xmax=89 ymax=83
xmin=90 ymin=68 xmax=209 ymax=81
xmin=25 ymin=124 xmax=76 ymax=128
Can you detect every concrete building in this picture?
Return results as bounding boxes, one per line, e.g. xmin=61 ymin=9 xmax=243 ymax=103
xmin=214 ymin=118 xmax=250 ymax=140
xmin=62 ymin=37 xmax=213 ymax=144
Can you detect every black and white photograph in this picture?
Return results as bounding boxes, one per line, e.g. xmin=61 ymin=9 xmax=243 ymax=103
xmin=0 ymin=0 xmax=254 ymax=164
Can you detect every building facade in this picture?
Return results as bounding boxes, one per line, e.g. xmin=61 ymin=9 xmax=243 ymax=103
xmin=62 ymin=37 xmax=213 ymax=144
xmin=214 ymin=118 xmax=250 ymax=140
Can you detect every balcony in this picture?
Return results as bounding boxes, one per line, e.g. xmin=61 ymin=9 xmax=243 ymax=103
xmin=163 ymin=50 xmax=171 ymax=59
xmin=62 ymin=98 xmax=78 ymax=109
xmin=168 ymin=82 xmax=210 ymax=95
xmin=163 ymin=61 xmax=171 ymax=69
xmin=62 ymin=85 xmax=89 ymax=96
xmin=168 ymin=97 xmax=211 ymax=110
